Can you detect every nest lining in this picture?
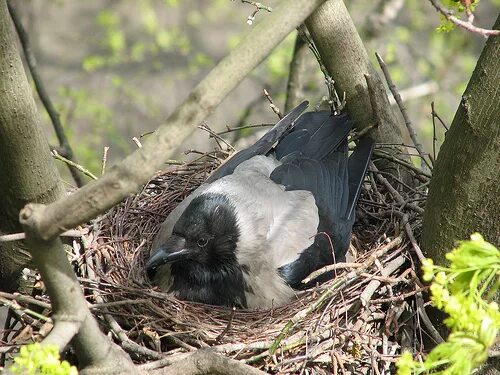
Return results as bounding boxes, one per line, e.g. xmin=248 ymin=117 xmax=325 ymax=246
xmin=1 ymin=151 xmax=430 ymax=374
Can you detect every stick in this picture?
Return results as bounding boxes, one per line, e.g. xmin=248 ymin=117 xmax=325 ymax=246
xmin=263 ymin=88 xmax=283 ymax=119
xmin=0 ymin=229 xmax=85 ymax=242
xmin=101 ymin=146 xmax=110 ymax=176
xmin=51 ymin=150 xmax=98 ymax=180
xmin=375 ymin=53 xmax=431 ymax=173
xmin=217 ymin=123 xmax=273 ymax=136
xmin=428 ymin=0 xmax=499 ymax=37
xmin=269 ymin=236 xmax=403 ymax=355
xmin=7 ymin=1 xmax=84 ymax=187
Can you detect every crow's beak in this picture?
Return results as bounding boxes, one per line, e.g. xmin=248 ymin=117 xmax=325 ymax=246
xmin=146 ymin=236 xmax=190 ymax=280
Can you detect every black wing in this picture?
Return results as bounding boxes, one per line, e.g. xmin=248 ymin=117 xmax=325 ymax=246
xmin=347 ymin=137 xmax=374 ymax=220
xmin=206 ymin=101 xmax=309 ymax=183
xmin=271 ymin=112 xmax=373 ymax=287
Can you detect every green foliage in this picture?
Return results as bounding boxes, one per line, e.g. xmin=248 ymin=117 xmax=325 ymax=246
xmin=83 ymin=1 xmax=192 ymax=72
xmin=265 ymin=33 xmax=296 ymax=83
xmin=397 ymin=233 xmax=499 ymax=375
xmin=9 ymin=343 xmax=78 ymax=375
xmin=436 ymin=0 xmax=481 ymax=33
xmin=55 ymin=86 xmax=130 ymax=175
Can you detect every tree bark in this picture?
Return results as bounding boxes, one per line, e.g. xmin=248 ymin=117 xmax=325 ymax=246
xmin=305 ymin=0 xmax=411 ymax=179
xmin=0 ymin=0 xmax=65 ymax=292
xmin=153 ymin=350 xmax=268 ymax=375
xmin=421 ymin=16 xmax=499 ymax=374
xmin=421 ymin=15 xmax=500 ymax=262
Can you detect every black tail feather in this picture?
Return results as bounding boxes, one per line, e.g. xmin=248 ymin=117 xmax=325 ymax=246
xmin=347 ymin=137 xmax=374 ymax=220
xmin=207 ymin=101 xmax=308 ymax=183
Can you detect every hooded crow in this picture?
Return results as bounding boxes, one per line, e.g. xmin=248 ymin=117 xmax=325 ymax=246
xmin=146 ymin=101 xmax=374 ymax=309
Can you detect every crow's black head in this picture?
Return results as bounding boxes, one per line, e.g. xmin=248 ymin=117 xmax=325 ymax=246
xmin=146 ymin=193 xmax=246 ymax=307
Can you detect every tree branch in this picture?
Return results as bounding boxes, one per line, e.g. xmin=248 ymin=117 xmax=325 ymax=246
xmin=428 ymin=0 xmax=500 ymax=37
xmin=284 ymin=31 xmax=309 ymax=113
xmin=20 ymin=0 xmax=326 ymax=241
xmin=375 ymin=53 xmax=431 ymax=173
xmin=153 ymin=349 xmax=269 ymax=375
xmin=305 ymin=1 xmax=414 ymax=182
xmin=7 ymin=1 xmax=85 ymax=187
xmin=17 ymin=206 xmax=138 ymax=372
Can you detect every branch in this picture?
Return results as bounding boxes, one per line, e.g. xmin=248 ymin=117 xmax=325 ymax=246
xmin=375 ymin=53 xmax=432 ymax=173
xmin=18 ymin=208 xmax=137 ymax=372
xmin=153 ymin=349 xmax=269 ymax=375
xmin=359 ymin=255 xmax=406 ymax=306
xmin=0 ymin=229 xmax=84 ymax=242
xmin=20 ymin=0 xmax=326 ymax=241
xmin=269 ymin=236 xmax=403 ymax=355
xmin=43 ymin=321 xmax=80 ymax=350
xmin=370 ymin=163 xmax=426 ymax=261
xmin=217 ymin=123 xmax=272 ymax=136
xmin=51 ymin=150 xmax=98 ymax=180
xmin=7 ymin=1 xmax=85 ymax=187
xmin=305 ymin=0 xmax=414 ymax=183
xmin=284 ymin=31 xmax=309 ymax=113
xmin=428 ymin=0 xmax=500 ymax=37
xmin=236 ymin=1 xmax=273 ymax=25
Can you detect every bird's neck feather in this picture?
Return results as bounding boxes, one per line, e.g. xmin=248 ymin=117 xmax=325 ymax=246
xmin=170 ymin=260 xmax=247 ymax=307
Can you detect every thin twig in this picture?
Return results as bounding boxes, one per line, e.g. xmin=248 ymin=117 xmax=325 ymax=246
xmin=216 ymin=307 xmax=237 ymax=342
xmin=370 ymin=287 xmax=428 ymax=304
xmin=269 ymin=236 xmax=403 ymax=355
xmin=303 ymin=263 xmax=363 ymax=285
xmin=199 ymin=123 xmax=235 ymax=152
xmin=373 ymin=150 xmax=431 ymax=180
xmin=52 ymin=150 xmax=98 ymax=180
xmin=430 ymin=101 xmax=449 ymax=131
xmin=402 ymin=213 xmax=426 ymax=262
xmin=375 ymin=53 xmax=431 ymax=173
xmin=428 ymin=0 xmax=500 ymax=37
xmin=0 ymin=292 xmax=51 ymax=310
xmin=0 ymin=296 xmax=52 ymax=323
xmin=217 ymin=123 xmax=273 ymax=136
xmin=236 ymin=0 xmax=273 ymax=25
xmin=263 ymin=88 xmax=283 ymax=119
xmin=102 ymin=146 xmax=110 ymax=176
xmin=284 ymin=31 xmax=308 ymax=113
xmin=360 ymin=256 xmax=406 ymax=306
xmin=132 ymin=137 xmax=143 ymax=148
xmin=416 ymin=293 xmax=445 ymax=344
xmin=7 ymin=1 xmax=84 ymax=187
xmin=0 ymin=229 xmax=85 ymax=242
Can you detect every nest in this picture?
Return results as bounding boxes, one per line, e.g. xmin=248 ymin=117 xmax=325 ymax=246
xmin=1 ymin=147 xmax=432 ymax=374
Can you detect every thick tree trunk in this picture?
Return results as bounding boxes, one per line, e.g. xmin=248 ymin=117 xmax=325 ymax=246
xmin=0 ymin=0 xmax=65 ymax=292
xmin=305 ymin=0 xmax=411 ymax=179
xmin=421 ymin=17 xmax=499 ymax=375
xmin=421 ymin=16 xmax=500 ymax=262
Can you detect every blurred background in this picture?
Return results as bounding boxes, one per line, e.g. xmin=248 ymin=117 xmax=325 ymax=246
xmin=11 ymin=0 xmax=500 ymax=185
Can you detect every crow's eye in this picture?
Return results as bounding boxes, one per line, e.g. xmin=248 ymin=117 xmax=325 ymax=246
xmin=197 ymin=238 xmax=209 ymax=247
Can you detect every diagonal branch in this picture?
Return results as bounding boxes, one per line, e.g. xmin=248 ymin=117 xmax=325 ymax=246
xmin=19 ymin=0 xmax=327 ymax=241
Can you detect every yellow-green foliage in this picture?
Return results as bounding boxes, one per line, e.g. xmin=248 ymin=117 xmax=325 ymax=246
xmin=437 ymin=0 xmax=481 ymax=33
xmin=397 ymin=233 xmax=499 ymax=375
xmin=9 ymin=343 xmax=78 ymax=375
